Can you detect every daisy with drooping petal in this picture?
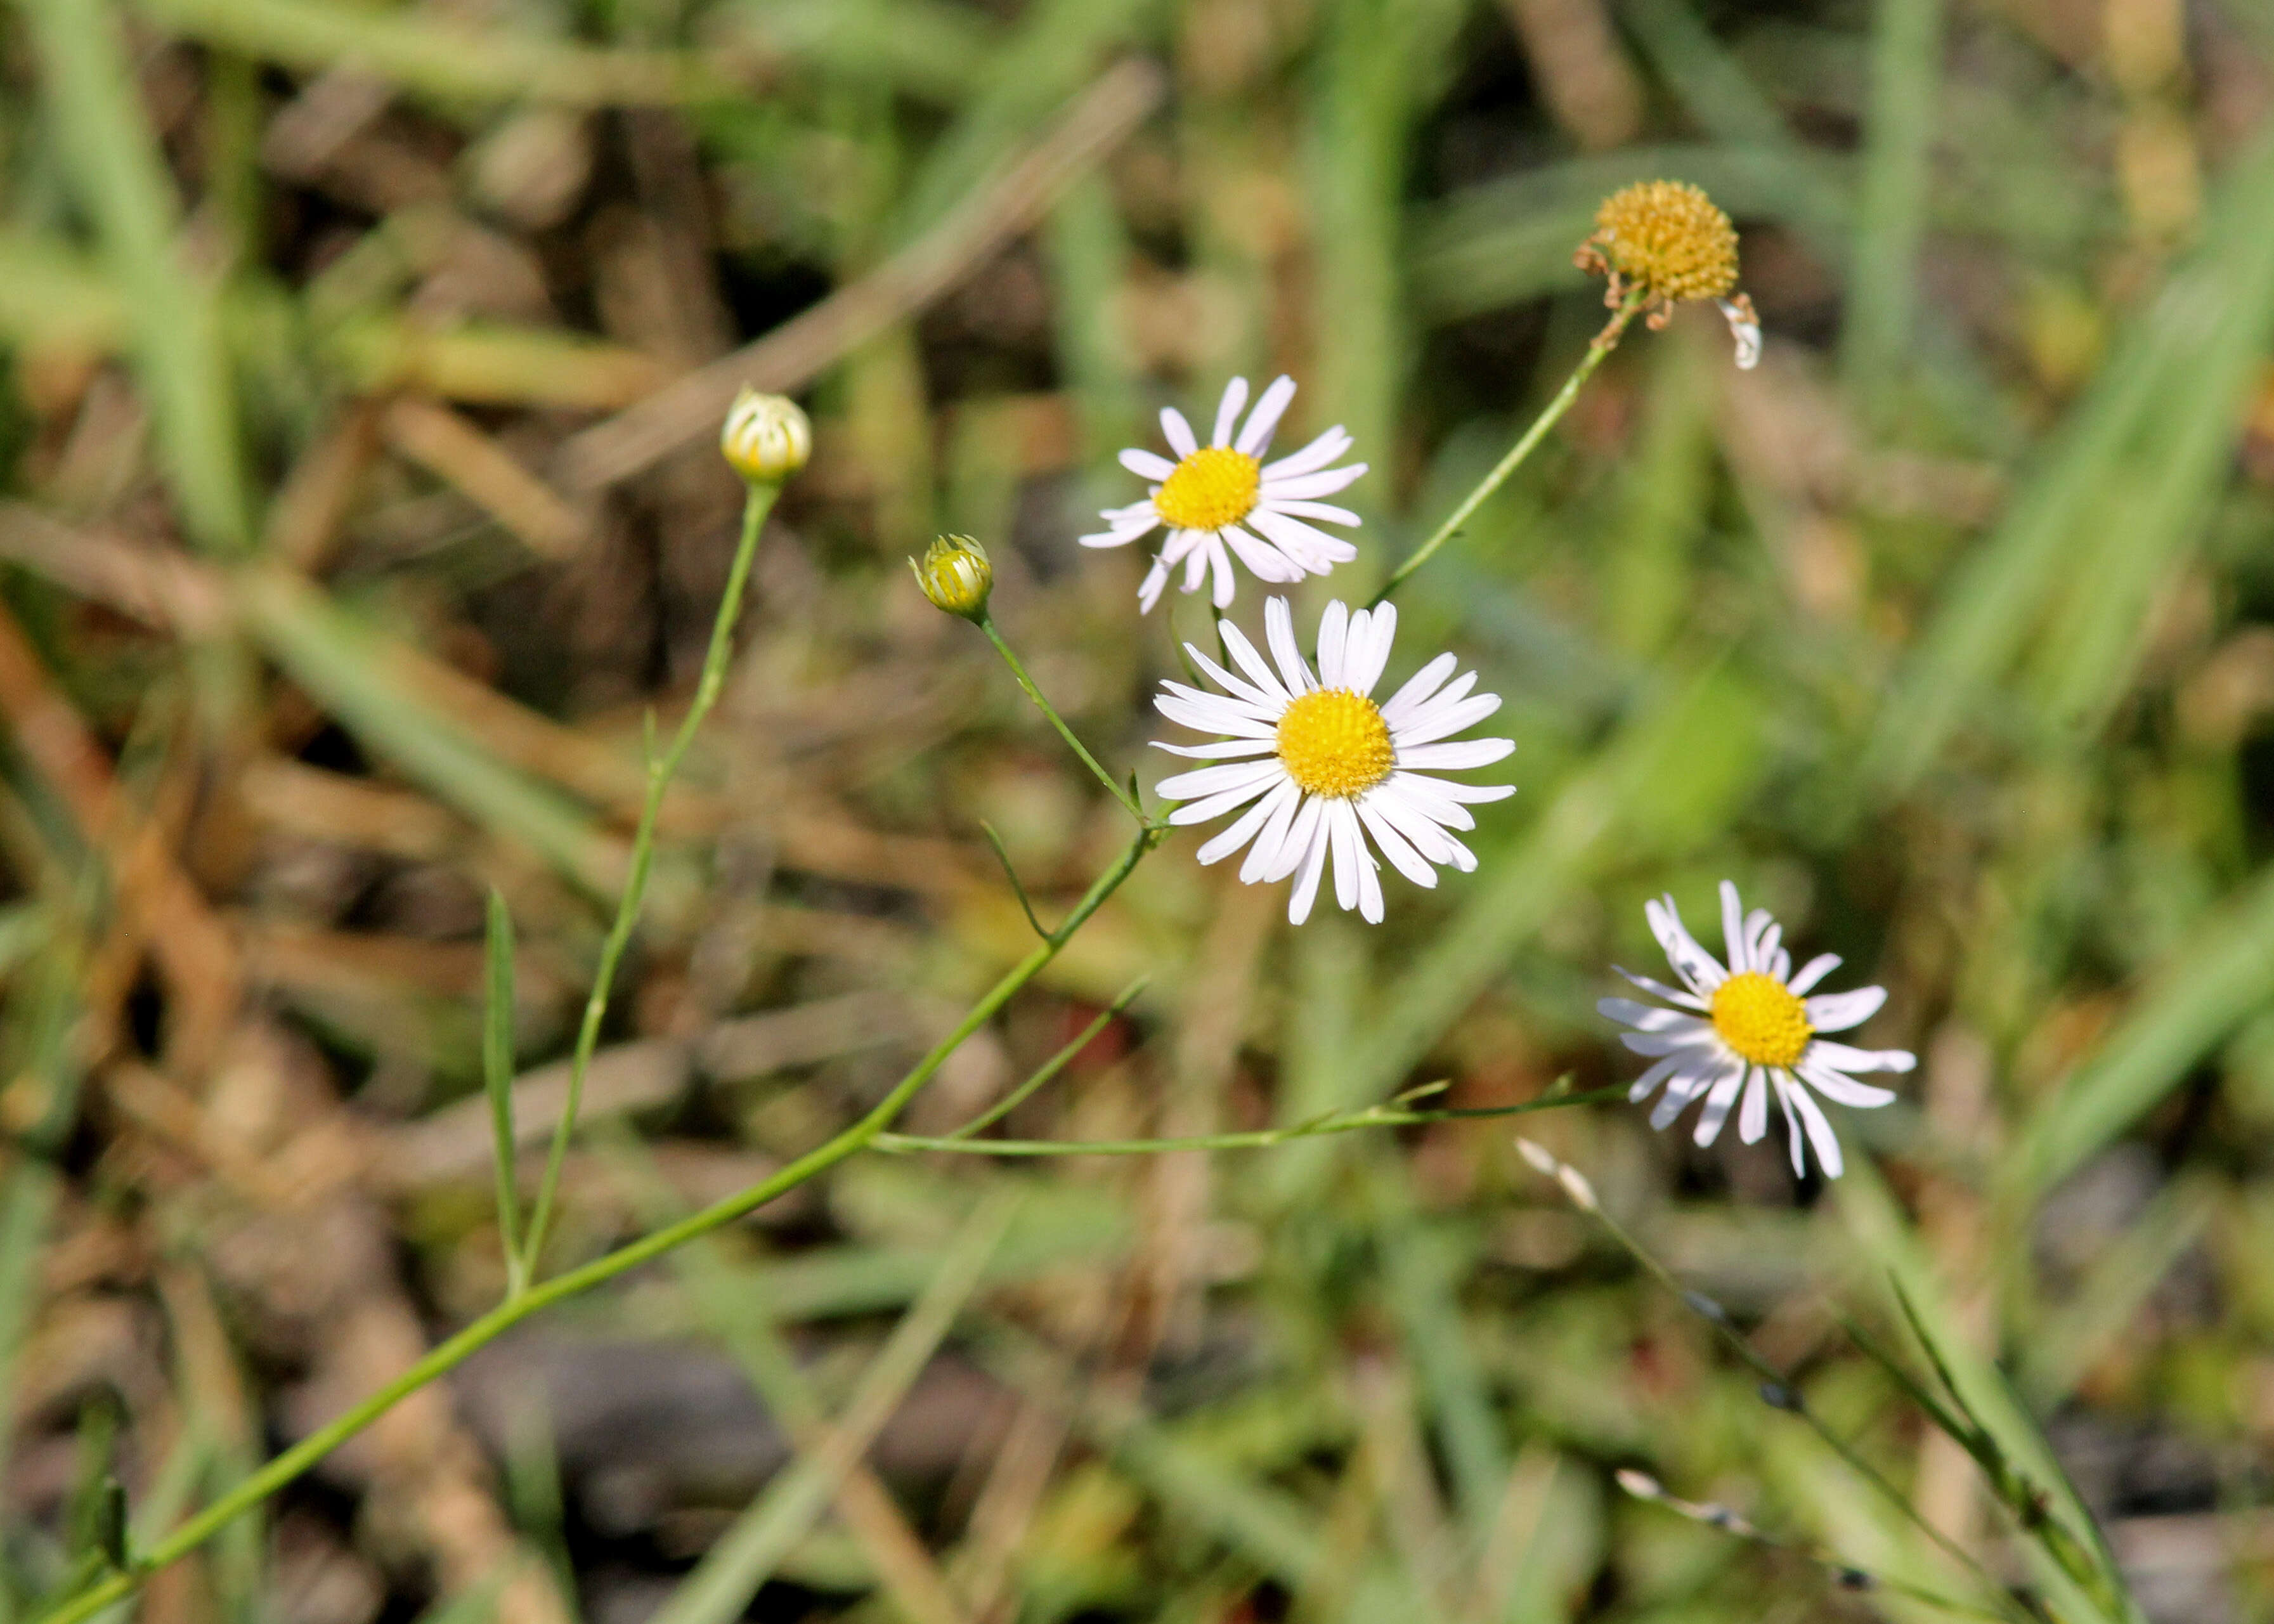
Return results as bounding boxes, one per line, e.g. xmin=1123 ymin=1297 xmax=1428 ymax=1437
xmin=1598 ymin=881 xmax=1913 ymax=1179
xmin=1082 ymin=376 xmax=1368 ymax=613
xmin=1151 ymin=595 xmax=1513 ymax=925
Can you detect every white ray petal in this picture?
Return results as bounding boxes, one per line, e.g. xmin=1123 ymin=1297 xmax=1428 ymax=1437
xmin=1316 ymin=601 xmax=1350 ymax=688
xmin=1161 ymin=406 xmax=1199 ymax=458
xmin=1157 ymin=760 xmax=1283 ymax=801
xmin=1342 ymin=603 xmax=1397 ymax=696
xmin=1808 ymin=1039 xmax=1916 ymax=1074
xmin=1263 ymin=464 xmax=1367 ymax=501
xmin=1262 ymin=427 xmax=1351 ymax=480
xmin=1720 ymin=881 xmax=1750 ymax=973
xmin=1211 ymin=377 xmax=1249 ymax=445
xmin=1237 ymin=375 xmax=1299 ymax=455
xmin=1786 ymin=952 xmax=1842 ymax=994
xmin=1615 ymin=966 xmax=1710 ymax=1012
xmin=1796 ymin=1056 xmax=1899 ymax=1108
xmin=1120 ymin=448 xmax=1177 ymax=481
xmin=1286 ymin=811 xmax=1331 ymax=923
xmin=1264 ymin=597 xmax=1313 ymax=694
xmin=1239 ymin=780 xmax=1306 ymax=884
xmin=1646 ymin=895 xmax=1728 ymax=993
xmin=1396 ymin=739 xmax=1515 ymax=771
xmin=1356 ymin=800 xmax=1436 ymax=887
xmin=1381 ymin=654 xmax=1459 ymax=725
xmin=1197 ymin=777 xmax=1299 ymax=867
xmin=1693 ymin=1063 xmax=1750 ymax=1146
xmin=1804 ymin=986 xmax=1887 ymax=1034
xmin=1393 ymin=694 xmax=1505 ymax=748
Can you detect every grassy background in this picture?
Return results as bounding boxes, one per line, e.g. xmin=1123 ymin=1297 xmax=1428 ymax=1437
xmin=2 ymin=0 xmax=2273 ymax=1620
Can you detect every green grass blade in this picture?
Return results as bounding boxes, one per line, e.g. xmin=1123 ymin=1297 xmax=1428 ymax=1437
xmin=133 ymin=0 xmax=720 ymax=105
xmin=642 ymin=1192 xmax=1018 ymax=1624
xmin=1842 ymin=0 xmax=1944 ymax=402
xmin=483 ymin=890 xmax=524 ymax=1294
xmin=2018 ymin=1176 xmax=2215 ymax=1408
xmin=236 ymin=569 xmax=620 ymax=895
xmin=1866 ymin=121 xmax=2274 ymax=789
xmin=21 ymin=0 xmax=248 ymax=553
xmin=2015 ymin=857 xmax=2274 ymax=1199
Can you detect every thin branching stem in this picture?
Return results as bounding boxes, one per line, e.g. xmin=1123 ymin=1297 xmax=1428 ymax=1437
xmin=31 ymin=820 xmax=1166 ymax=1624
xmin=980 ymin=613 xmax=1145 ymax=821
xmin=1368 ymin=290 xmax=1646 ymax=608
xmin=518 ymin=479 xmax=778 ymax=1282
xmin=1525 ymin=1157 xmax=2044 ymax=1624
xmin=882 ymin=1085 xmax=1630 ymax=1157
xmin=938 ymin=974 xmax=1150 ymax=1141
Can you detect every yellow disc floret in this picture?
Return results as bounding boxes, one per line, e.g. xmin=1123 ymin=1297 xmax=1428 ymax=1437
xmin=1153 ymin=446 xmax=1262 ymax=532
xmin=1276 ymin=689 xmax=1394 ymax=799
xmin=1709 ymin=971 xmax=1813 ymax=1069
xmin=1580 ymin=179 xmax=1740 ymax=305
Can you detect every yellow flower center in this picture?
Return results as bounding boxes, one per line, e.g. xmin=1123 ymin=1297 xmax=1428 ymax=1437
xmin=1276 ymin=689 xmax=1394 ymax=799
xmin=1587 ymin=179 xmax=1740 ymax=304
xmin=1153 ymin=446 xmax=1261 ymax=532
xmin=1710 ymin=971 xmax=1812 ymax=1069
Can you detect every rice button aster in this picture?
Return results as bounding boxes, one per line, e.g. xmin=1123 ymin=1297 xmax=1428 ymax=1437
xmin=1152 ymin=596 xmax=1514 ymax=924
xmin=1599 ymin=880 xmax=1914 ymax=1178
xmin=1082 ymin=375 xmax=1368 ymax=612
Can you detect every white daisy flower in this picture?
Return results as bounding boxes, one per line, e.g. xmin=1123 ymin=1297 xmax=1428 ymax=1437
xmin=1599 ymin=881 xmax=1914 ymax=1179
xmin=1151 ymin=596 xmax=1514 ymax=925
xmin=1081 ymin=375 xmax=1367 ymax=613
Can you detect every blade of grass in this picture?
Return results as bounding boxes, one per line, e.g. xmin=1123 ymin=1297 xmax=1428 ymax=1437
xmin=235 ymin=568 xmax=621 ymax=895
xmin=1842 ymin=0 xmax=1943 ymax=404
xmin=133 ymin=0 xmax=724 ymax=105
xmin=1836 ymin=1161 xmax=2141 ymax=1624
xmin=1616 ymin=0 xmax=1850 ymax=259
xmin=2017 ymin=1176 xmax=2214 ymax=1408
xmin=21 ymin=0 xmax=249 ymax=553
xmin=1309 ymin=0 xmax=1470 ymax=465
xmin=1372 ymin=1183 xmax=1507 ymax=1546
xmin=483 ymin=890 xmax=526 ymax=1298
xmin=2013 ymin=855 xmax=2274 ymax=1199
xmin=1866 ymin=120 xmax=2274 ymax=790
xmin=640 ymin=1191 xmax=1018 ymax=1624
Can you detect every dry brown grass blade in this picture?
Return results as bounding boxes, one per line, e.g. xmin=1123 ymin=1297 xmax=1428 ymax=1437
xmin=552 ymin=56 xmax=1167 ymax=493
xmin=380 ymin=396 xmax=590 ymax=561
xmin=0 ymin=596 xmax=239 ymax=1074
xmin=263 ymin=405 xmax=382 ymax=571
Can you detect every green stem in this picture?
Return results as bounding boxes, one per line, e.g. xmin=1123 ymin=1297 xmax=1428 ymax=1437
xmin=1552 ymin=1169 xmax=2043 ymax=1624
xmin=937 ymin=974 xmax=1150 ymax=1141
xmin=883 ymin=1085 xmax=1630 ymax=1156
xmin=1367 ymin=292 xmax=1644 ymax=608
xmin=519 ymin=479 xmax=777 ymax=1282
xmin=980 ymin=614 xmax=1145 ymax=821
xmin=32 ymin=821 xmax=1163 ymax=1624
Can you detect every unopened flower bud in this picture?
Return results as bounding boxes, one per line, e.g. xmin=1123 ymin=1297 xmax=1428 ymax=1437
xmin=720 ymin=387 xmax=810 ymax=484
xmin=912 ymin=534 xmax=992 ymax=620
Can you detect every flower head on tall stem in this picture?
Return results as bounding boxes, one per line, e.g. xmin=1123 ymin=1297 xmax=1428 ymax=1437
xmin=720 ymin=387 xmax=812 ymax=483
xmin=912 ymin=534 xmax=993 ymax=620
xmin=1152 ymin=596 xmax=1512 ymax=924
xmin=1082 ymin=375 xmax=1367 ymax=612
xmin=1599 ymin=880 xmax=1913 ymax=1178
xmin=1576 ymin=180 xmax=1760 ymax=368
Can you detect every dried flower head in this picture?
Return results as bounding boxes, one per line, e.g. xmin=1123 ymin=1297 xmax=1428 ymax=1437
xmin=911 ymin=534 xmax=992 ymax=620
xmin=1576 ymin=180 xmax=1760 ymax=368
xmin=720 ymin=387 xmax=811 ymax=484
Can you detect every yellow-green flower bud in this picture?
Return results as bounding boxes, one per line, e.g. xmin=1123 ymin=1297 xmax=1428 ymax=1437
xmin=720 ymin=387 xmax=810 ymax=484
xmin=912 ymin=535 xmax=992 ymax=620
